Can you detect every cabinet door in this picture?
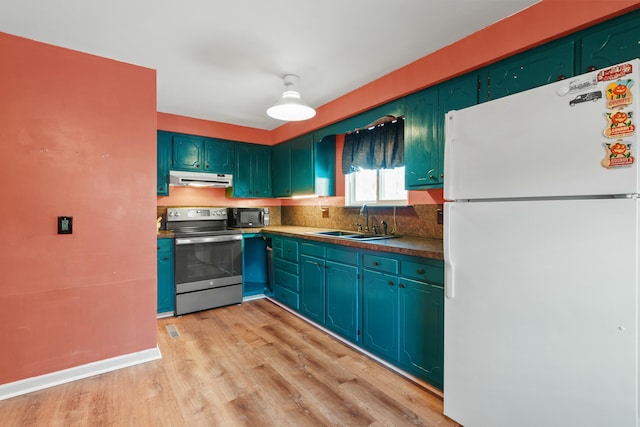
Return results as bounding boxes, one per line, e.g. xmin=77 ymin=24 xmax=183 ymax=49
xmin=157 ymin=239 xmax=175 ymax=314
xmin=483 ymin=40 xmax=575 ymax=101
xmin=405 ymin=88 xmax=439 ymax=189
xmin=232 ymin=143 xmax=253 ymax=197
xmin=290 ymin=134 xmax=314 ymax=195
xmin=271 ymin=142 xmax=291 ymax=197
xmin=157 ymin=131 xmax=172 ymax=196
xmin=172 ymin=134 xmax=204 ymax=171
xmin=325 ymin=261 xmax=359 ymax=342
xmin=399 ymin=278 xmax=444 ymax=389
xmin=252 ymin=144 xmax=272 ymax=197
xmin=362 ymin=269 xmax=398 ymax=360
xmin=580 ymin=12 xmax=640 ymax=73
xmin=203 ymin=138 xmax=234 ymax=174
xmin=300 ymin=255 xmax=325 ymax=323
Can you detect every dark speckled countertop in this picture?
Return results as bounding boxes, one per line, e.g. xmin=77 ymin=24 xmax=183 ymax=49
xmin=242 ymin=226 xmax=443 ymax=260
xmin=157 ymin=226 xmax=443 ymax=260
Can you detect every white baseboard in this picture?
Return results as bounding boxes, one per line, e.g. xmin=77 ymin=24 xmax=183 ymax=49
xmin=0 ymin=347 xmax=162 ymax=401
xmin=243 ymin=293 xmax=266 ymax=302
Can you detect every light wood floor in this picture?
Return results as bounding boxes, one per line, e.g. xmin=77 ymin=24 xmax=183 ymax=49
xmin=0 ymin=298 xmax=460 ymax=426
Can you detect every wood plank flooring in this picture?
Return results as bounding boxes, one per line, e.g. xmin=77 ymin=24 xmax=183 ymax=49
xmin=0 ymin=299 xmax=460 ymax=426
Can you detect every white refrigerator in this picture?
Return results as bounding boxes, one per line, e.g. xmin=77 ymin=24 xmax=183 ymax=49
xmin=443 ymin=59 xmax=639 ymax=427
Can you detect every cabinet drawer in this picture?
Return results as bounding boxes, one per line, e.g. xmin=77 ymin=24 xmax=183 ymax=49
xmin=274 ymin=257 xmax=299 ymax=275
xmin=157 ymin=238 xmax=173 ymax=253
xmin=301 ymin=242 xmax=325 ymax=258
xmin=274 ymin=268 xmax=299 ymax=292
xmin=272 ymin=237 xmax=283 ymax=249
xmin=326 ymin=246 xmax=359 ymax=265
xmin=363 ymin=254 xmax=398 ymax=274
xmin=274 ymin=285 xmax=299 ymax=310
xmin=282 ymin=239 xmax=299 ymax=262
xmin=401 ymin=259 xmax=444 ymax=286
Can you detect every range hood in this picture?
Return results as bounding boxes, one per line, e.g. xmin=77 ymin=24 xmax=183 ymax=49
xmin=169 ymin=171 xmax=233 ymax=188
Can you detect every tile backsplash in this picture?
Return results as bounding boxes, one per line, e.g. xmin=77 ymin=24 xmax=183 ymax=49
xmin=280 ymin=204 xmax=443 ymax=240
xmin=157 ymin=204 xmax=442 ymax=240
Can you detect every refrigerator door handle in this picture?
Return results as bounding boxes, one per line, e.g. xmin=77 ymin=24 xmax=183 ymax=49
xmin=443 ymin=112 xmax=456 ymax=201
xmin=444 ymin=203 xmax=455 ymax=299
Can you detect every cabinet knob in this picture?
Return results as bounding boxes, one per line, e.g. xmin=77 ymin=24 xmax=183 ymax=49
xmin=427 ymin=169 xmax=437 ymax=181
xmin=416 ymin=269 xmax=425 ymax=274
xmin=162 ymin=256 xmax=169 ymax=261
xmin=373 ymin=261 xmax=380 ymax=266
xmin=196 ymin=164 xmax=200 ymax=168
xmin=586 ymin=65 xmax=597 ymax=72
xmin=399 ymin=283 xmax=406 ymax=289
xmin=556 ymin=74 xmax=566 ymax=81
xmin=388 ymin=281 xmax=395 ymax=286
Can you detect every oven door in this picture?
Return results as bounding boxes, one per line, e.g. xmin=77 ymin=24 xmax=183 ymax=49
xmin=174 ymin=234 xmax=243 ymax=293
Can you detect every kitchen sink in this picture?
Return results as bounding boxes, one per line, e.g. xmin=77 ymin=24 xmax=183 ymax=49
xmin=312 ymin=230 xmax=361 ymax=237
xmin=308 ymin=230 xmax=401 ymax=241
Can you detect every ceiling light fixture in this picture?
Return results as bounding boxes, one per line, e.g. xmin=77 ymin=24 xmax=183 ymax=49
xmin=266 ymin=74 xmax=316 ymax=121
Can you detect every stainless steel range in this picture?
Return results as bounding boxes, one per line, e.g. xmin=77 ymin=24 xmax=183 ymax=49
xmin=166 ymin=207 xmax=243 ymax=315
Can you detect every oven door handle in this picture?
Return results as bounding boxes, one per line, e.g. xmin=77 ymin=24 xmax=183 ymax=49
xmin=175 ymin=234 xmax=243 ymax=245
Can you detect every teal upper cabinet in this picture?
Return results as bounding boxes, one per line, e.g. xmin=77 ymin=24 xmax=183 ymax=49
xmin=229 ymin=143 xmax=272 ymax=198
xmin=405 ymin=88 xmax=439 ymax=189
xmin=482 ymin=40 xmax=575 ymax=101
xmin=203 ymin=138 xmax=234 ymax=174
xmin=157 ymin=131 xmax=172 ymax=196
xmin=172 ymin=134 xmax=204 ymax=171
xmin=405 ymin=73 xmax=478 ymax=190
xmin=271 ymin=134 xmax=335 ymax=198
xmin=173 ymin=134 xmax=234 ymax=174
xmin=580 ymin=11 xmax=640 ymax=73
xmin=271 ymin=141 xmax=292 ymax=197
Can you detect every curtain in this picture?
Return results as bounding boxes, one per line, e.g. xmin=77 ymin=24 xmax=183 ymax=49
xmin=341 ymin=117 xmax=404 ymax=174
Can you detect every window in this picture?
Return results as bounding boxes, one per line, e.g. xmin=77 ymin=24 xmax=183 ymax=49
xmin=345 ymin=166 xmax=407 ymax=206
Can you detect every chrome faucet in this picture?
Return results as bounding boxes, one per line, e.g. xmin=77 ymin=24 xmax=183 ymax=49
xmin=359 ymin=204 xmax=369 ymax=232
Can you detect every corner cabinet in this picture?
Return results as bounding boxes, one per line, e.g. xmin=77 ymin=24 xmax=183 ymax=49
xmin=157 ymin=238 xmax=175 ymax=315
xmin=271 ymin=134 xmax=335 ymax=198
xmin=228 ymin=143 xmax=272 ymax=198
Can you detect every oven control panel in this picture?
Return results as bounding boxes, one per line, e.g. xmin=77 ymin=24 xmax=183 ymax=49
xmin=166 ymin=207 xmax=228 ymax=221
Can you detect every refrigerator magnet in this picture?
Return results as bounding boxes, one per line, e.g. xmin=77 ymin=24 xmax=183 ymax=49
xmin=604 ymin=110 xmax=635 ymax=139
xmin=605 ymin=79 xmax=634 ymax=110
xmin=602 ymin=140 xmax=634 ymax=168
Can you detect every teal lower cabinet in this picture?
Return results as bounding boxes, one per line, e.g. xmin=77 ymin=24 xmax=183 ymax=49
xmin=362 ymin=251 xmax=444 ymax=388
xmin=157 ymin=238 xmax=175 ymax=315
xmin=398 ymin=278 xmax=444 ymax=389
xmin=325 ymin=258 xmax=360 ymax=343
xmin=300 ymin=255 xmax=325 ymax=323
xmin=272 ymin=237 xmax=300 ymax=310
xmin=242 ymin=236 xmax=269 ymax=298
xmin=362 ymin=266 xmax=399 ymax=361
xmin=267 ymin=235 xmax=444 ymax=389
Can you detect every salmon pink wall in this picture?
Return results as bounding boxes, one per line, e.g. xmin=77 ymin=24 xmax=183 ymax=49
xmin=158 ymin=112 xmax=271 ymax=145
xmin=0 ymin=33 xmax=158 ymax=384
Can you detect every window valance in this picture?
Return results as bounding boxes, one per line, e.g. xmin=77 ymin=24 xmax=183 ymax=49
xmin=341 ymin=116 xmax=404 ymax=175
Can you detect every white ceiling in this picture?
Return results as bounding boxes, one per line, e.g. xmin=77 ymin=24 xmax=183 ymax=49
xmin=1 ymin=0 xmax=538 ymax=130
